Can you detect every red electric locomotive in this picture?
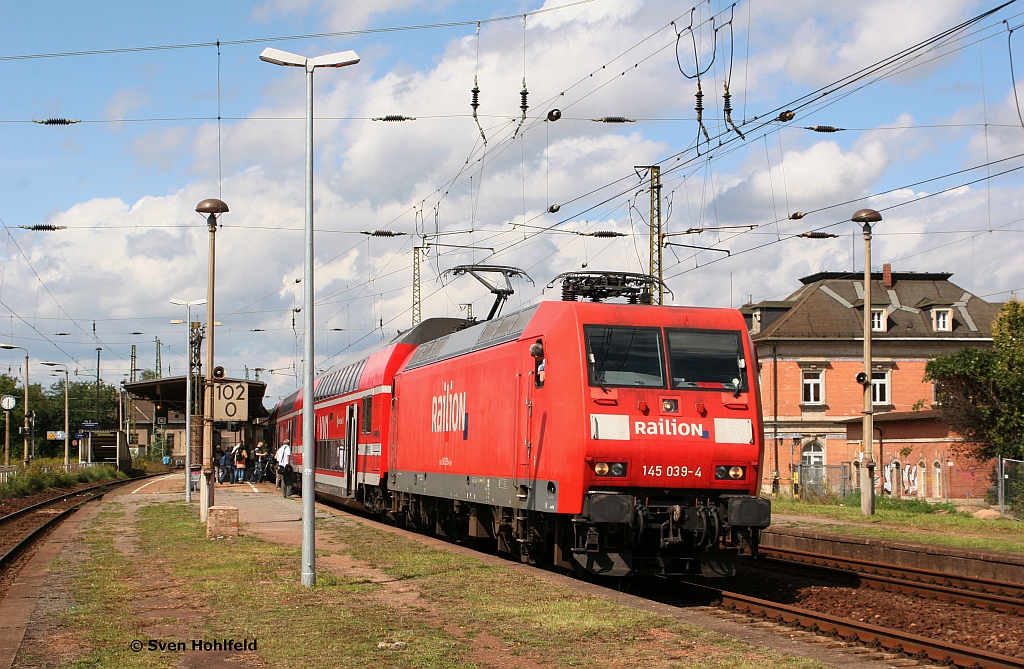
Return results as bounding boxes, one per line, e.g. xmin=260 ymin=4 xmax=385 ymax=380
xmin=268 ymin=271 xmax=771 ymax=577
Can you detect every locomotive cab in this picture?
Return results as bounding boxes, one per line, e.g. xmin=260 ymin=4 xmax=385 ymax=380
xmin=572 ymin=320 xmax=770 ymax=577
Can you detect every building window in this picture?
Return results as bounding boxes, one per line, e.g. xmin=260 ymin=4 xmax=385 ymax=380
xmin=800 ymin=441 xmax=824 ymax=466
xmin=871 ymin=309 xmax=886 ymax=332
xmin=871 ymin=371 xmax=888 ymax=405
xmin=802 ymin=371 xmax=823 ymax=404
xmin=932 ymin=308 xmax=951 ymax=332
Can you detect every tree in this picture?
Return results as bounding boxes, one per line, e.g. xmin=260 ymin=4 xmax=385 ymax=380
xmin=0 ymin=374 xmax=121 ymax=461
xmin=926 ymin=299 xmax=1024 ymax=459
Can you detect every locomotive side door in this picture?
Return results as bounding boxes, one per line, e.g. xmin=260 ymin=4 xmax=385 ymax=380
xmin=515 ymin=337 xmax=546 ymax=489
xmin=345 ymin=402 xmax=359 ymax=497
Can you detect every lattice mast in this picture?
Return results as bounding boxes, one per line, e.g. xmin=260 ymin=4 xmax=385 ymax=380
xmin=648 ymin=166 xmax=663 ymax=305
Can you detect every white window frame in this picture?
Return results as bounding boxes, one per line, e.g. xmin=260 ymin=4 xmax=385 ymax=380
xmin=932 ymin=308 xmax=952 ymax=332
xmin=871 ymin=371 xmax=889 ymax=405
xmin=800 ymin=441 xmax=825 ymax=466
xmin=871 ymin=309 xmax=887 ymax=332
xmin=802 ymin=370 xmax=823 ymax=404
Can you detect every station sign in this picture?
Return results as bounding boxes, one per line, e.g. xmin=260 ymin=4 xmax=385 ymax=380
xmin=213 ymin=381 xmax=248 ymax=422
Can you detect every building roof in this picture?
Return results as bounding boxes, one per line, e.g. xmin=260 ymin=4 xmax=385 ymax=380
xmin=751 ymin=268 xmax=999 ymax=341
xmin=123 ymin=376 xmax=269 ymax=419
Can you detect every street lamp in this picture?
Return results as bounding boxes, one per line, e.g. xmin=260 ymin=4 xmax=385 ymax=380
xmin=852 ymin=208 xmax=882 ymax=516
xmin=0 ymin=344 xmax=30 ymax=467
xmin=260 ymin=46 xmax=360 ymax=588
xmin=41 ymin=362 xmax=70 ymax=466
xmin=171 ymin=298 xmax=207 ymax=504
xmin=196 ymin=199 xmax=228 ymax=522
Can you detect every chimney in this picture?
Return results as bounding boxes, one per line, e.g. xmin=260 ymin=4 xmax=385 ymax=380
xmin=883 ymin=263 xmax=893 ymax=288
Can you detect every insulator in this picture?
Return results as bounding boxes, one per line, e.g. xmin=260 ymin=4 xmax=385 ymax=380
xmin=361 ymin=230 xmax=402 ymax=237
xmin=18 ymin=224 xmax=65 ymax=231
xmin=471 ymin=80 xmax=480 ymax=111
xmin=374 ymin=115 xmax=415 ymax=122
xmin=561 ymin=284 xmax=577 ymax=301
xmin=627 ymin=293 xmax=639 ymax=304
xmin=588 ymin=231 xmax=623 ymax=238
xmin=805 ymin=125 xmax=844 ymax=133
xmin=33 ymin=118 xmax=79 ymax=125
xmin=777 ymin=110 xmax=795 ymax=122
xmin=722 ymin=90 xmax=732 ymax=117
xmin=520 ymin=81 xmax=529 ymax=114
xmin=592 ymin=117 xmax=635 ymax=123
xmin=695 ymin=86 xmax=704 ymax=117
xmin=799 ymin=232 xmax=838 ymax=239
xmin=547 ymin=109 xmax=562 ymax=122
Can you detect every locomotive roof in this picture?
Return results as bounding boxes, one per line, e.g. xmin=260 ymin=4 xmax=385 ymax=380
xmin=405 ymin=304 xmax=540 ymax=370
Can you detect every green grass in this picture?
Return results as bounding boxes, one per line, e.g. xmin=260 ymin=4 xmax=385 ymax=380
xmin=53 ymin=499 xmax=830 ymax=668
xmin=771 ymin=494 xmax=1024 ymax=553
xmin=0 ymin=463 xmax=125 ymax=500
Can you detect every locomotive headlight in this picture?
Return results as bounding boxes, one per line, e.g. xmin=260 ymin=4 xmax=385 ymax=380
xmin=593 ymin=462 xmax=627 ymax=477
xmin=715 ymin=465 xmax=746 ymax=480
xmin=662 ymin=399 xmax=678 ymax=413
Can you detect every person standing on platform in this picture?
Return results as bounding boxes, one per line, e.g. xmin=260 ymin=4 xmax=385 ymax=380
xmin=233 ymin=443 xmax=248 ymax=484
xmin=275 ymin=440 xmax=293 ymax=498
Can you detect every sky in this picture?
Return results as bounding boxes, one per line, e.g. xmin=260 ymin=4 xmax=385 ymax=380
xmin=1 ymin=0 xmax=1023 ymax=405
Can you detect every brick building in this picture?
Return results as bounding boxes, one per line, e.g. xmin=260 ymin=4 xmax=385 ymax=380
xmin=743 ymin=265 xmax=999 ymax=500
xmin=843 ymin=410 xmax=993 ymax=502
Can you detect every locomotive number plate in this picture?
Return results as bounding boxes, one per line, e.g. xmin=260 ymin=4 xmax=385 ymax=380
xmin=642 ymin=465 xmax=702 ymax=478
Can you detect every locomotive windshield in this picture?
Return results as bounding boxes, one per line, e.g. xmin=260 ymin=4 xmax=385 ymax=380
xmin=667 ymin=329 xmax=747 ymax=392
xmin=585 ymin=326 xmax=665 ymax=388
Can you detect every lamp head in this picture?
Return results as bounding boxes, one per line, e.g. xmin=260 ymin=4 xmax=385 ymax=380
xmin=196 ymin=199 xmax=229 ymax=215
xmin=0 ymin=343 xmax=21 ymax=351
xmin=851 ymin=209 xmax=882 ymax=223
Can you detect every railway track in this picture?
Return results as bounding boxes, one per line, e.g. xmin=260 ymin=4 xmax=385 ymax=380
xmin=0 ymin=474 xmax=157 ymax=571
xmin=691 ymin=582 xmax=1024 ymax=669
xmin=759 ymin=546 xmax=1024 ymax=611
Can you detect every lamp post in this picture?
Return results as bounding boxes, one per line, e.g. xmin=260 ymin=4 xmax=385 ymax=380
xmin=41 ymin=362 xmax=70 ymax=466
xmin=260 ymin=46 xmax=360 ymax=588
xmin=171 ymin=298 xmax=207 ymax=504
xmin=0 ymin=344 xmax=30 ymax=467
xmin=852 ymin=208 xmax=882 ymax=516
xmin=195 ymin=199 xmax=229 ymax=522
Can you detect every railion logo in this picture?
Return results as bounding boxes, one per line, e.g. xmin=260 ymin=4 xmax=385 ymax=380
xmin=431 ymin=381 xmax=467 ymax=434
xmin=635 ymin=419 xmax=709 ymax=439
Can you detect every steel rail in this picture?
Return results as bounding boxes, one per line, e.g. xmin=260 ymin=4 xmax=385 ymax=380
xmin=760 ymin=545 xmax=1024 ymax=600
xmin=0 ymin=474 xmax=160 ymax=569
xmin=0 ymin=473 xmax=159 ymax=526
xmin=689 ymin=582 xmax=1024 ymax=669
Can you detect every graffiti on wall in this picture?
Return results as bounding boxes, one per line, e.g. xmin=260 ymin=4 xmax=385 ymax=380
xmin=903 ymin=464 xmax=918 ymax=496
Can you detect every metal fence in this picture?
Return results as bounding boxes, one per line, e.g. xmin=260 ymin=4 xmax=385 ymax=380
xmin=1001 ymin=458 xmax=1024 ymax=518
xmin=0 ymin=461 xmax=103 ymax=486
xmin=796 ymin=463 xmax=853 ymax=500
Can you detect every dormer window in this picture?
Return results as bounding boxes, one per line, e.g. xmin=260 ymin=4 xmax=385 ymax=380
xmin=932 ymin=308 xmax=951 ymax=332
xmin=871 ymin=309 xmax=886 ymax=332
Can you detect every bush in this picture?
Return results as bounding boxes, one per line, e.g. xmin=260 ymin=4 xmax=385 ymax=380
xmin=0 ymin=464 xmax=125 ymax=501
